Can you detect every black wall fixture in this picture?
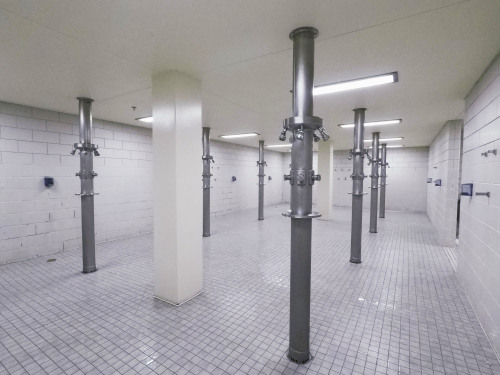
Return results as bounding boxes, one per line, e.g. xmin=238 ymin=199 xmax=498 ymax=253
xmin=44 ymin=177 xmax=54 ymax=187
xmin=461 ymin=183 xmax=473 ymax=196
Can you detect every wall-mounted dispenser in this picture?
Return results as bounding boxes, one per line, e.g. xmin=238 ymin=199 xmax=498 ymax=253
xmin=44 ymin=177 xmax=54 ymax=187
xmin=434 ymin=179 xmax=442 ymax=186
xmin=461 ymin=183 xmax=473 ymax=196
xmin=427 ymin=178 xmax=432 ymax=183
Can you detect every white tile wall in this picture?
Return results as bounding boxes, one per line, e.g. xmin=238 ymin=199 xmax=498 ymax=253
xmin=209 ymin=140 xmax=284 ymax=217
xmin=0 ymin=101 xmax=153 ymax=265
xmin=459 ymin=52 xmax=500 ymax=357
xmin=427 ymin=120 xmax=462 ymax=247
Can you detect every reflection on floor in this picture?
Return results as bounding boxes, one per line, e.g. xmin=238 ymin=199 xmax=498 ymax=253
xmin=0 ymin=205 xmax=499 ymax=374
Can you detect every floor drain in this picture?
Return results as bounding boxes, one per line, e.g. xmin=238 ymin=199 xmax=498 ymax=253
xmin=47 ymin=259 xmax=56 ymax=262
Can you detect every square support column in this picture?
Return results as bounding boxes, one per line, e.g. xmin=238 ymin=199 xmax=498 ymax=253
xmin=317 ymin=140 xmax=333 ymax=220
xmin=152 ymin=71 xmax=203 ymax=305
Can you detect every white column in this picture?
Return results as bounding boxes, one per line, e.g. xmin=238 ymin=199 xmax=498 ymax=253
xmin=152 ymin=71 xmax=203 ymax=305
xmin=317 ymin=140 xmax=333 ymax=220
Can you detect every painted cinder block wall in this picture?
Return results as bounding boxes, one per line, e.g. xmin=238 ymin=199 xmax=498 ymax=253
xmin=458 ymin=52 xmax=500 ymax=356
xmin=209 ymin=140 xmax=285 ymax=218
xmin=0 ymin=101 xmax=286 ymax=264
xmin=427 ymin=120 xmax=463 ymax=247
xmin=330 ymin=147 xmax=429 ymax=212
xmin=0 ymin=101 xmax=153 ymax=265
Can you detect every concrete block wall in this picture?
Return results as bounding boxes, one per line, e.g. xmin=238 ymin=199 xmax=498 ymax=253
xmin=458 ymin=52 xmax=500 ymax=356
xmin=331 ymin=147 xmax=429 ymax=212
xmin=0 ymin=101 xmax=153 ymax=265
xmin=427 ymin=120 xmax=462 ymax=247
xmin=209 ymin=140 xmax=284 ymax=217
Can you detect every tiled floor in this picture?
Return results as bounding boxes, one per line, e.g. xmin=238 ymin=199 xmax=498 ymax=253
xmin=1 ymin=205 xmax=499 ymax=375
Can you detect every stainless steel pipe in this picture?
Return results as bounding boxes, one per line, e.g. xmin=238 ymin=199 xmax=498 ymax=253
xmin=257 ymin=140 xmax=265 ymax=220
xmin=283 ymin=26 xmax=321 ymax=365
xmin=379 ymin=143 xmax=387 ymax=219
xmin=369 ymin=132 xmax=380 ymax=233
xmin=75 ymin=97 xmax=97 ymax=273
xmin=350 ymin=108 xmax=366 ymax=263
xmin=202 ymin=127 xmax=213 ymax=237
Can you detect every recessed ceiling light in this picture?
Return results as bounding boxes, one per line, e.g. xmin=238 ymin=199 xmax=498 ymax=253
xmin=339 ymin=119 xmax=402 ymax=128
xmin=314 ymin=72 xmax=398 ymax=96
xmin=136 ymin=116 xmax=153 ymax=123
xmin=266 ymin=144 xmax=292 ymax=148
xmin=364 ymin=137 xmax=404 ymax=142
xmin=219 ymin=133 xmax=259 ymax=139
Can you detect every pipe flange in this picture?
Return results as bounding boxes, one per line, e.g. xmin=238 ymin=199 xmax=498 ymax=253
xmin=282 ymin=210 xmax=322 ymax=219
xmin=350 ymin=148 xmax=366 ymax=156
xmin=283 ymin=115 xmax=323 ymax=131
xmin=289 ymin=27 xmax=319 ymax=40
xmin=75 ymin=192 xmax=99 ymax=197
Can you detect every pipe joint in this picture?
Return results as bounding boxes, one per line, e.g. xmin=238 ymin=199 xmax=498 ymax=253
xmin=76 ymin=170 xmax=98 ymax=179
xmin=351 ymin=172 xmax=365 ymax=180
xmin=202 ymin=155 xmax=214 ymax=163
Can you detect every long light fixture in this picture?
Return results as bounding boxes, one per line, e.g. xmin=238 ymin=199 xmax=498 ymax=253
xmin=219 ymin=132 xmax=259 ymax=139
xmin=364 ymin=137 xmax=403 ymax=142
xmin=369 ymin=145 xmax=404 ymax=149
xmin=266 ymin=144 xmax=292 ymax=148
xmin=314 ymin=72 xmax=398 ymax=96
xmin=136 ymin=116 xmax=153 ymax=123
xmin=339 ymin=119 xmax=402 ymax=128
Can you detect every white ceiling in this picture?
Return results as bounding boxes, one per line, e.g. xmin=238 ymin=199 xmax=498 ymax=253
xmin=0 ymin=0 xmax=499 ymax=150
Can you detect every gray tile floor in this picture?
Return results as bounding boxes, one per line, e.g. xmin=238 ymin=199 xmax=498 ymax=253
xmin=1 ymin=205 xmax=499 ymax=375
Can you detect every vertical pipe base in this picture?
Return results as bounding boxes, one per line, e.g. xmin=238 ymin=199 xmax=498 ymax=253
xmin=287 ymin=348 xmax=310 ymax=364
xmin=82 ymin=265 xmax=97 ymax=273
xmin=369 ymin=188 xmax=378 ymax=233
xmin=81 ymin=195 xmax=97 ymax=273
xmin=379 ymin=187 xmax=386 ymax=219
xmin=258 ymin=186 xmax=264 ymax=220
xmin=350 ymin=194 xmax=363 ymax=263
xmin=288 ymin=218 xmax=312 ymax=364
xmin=203 ymin=187 xmax=210 ymax=237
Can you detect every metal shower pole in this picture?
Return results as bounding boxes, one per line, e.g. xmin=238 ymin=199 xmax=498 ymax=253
xmin=202 ymin=127 xmax=214 ymax=237
xmin=379 ymin=143 xmax=388 ymax=218
xmin=350 ymin=108 xmax=366 ymax=263
xmin=71 ymin=97 xmax=99 ymax=273
xmin=281 ymin=26 xmax=329 ymax=364
xmin=369 ymin=132 xmax=380 ymax=233
xmin=257 ymin=140 xmax=266 ymax=220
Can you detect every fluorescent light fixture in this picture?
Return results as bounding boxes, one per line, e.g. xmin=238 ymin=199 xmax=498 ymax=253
xmin=266 ymin=144 xmax=292 ymax=148
xmin=364 ymin=137 xmax=403 ymax=143
xmin=136 ymin=116 xmax=153 ymax=123
xmin=314 ymin=72 xmax=398 ymax=96
xmin=369 ymin=145 xmax=404 ymax=149
xmin=219 ymin=132 xmax=259 ymax=139
xmin=339 ymin=119 xmax=402 ymax=128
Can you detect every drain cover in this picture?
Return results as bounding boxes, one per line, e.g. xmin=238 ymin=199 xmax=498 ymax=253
xmin=47 ymin=259 xmax=56 ymax=262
